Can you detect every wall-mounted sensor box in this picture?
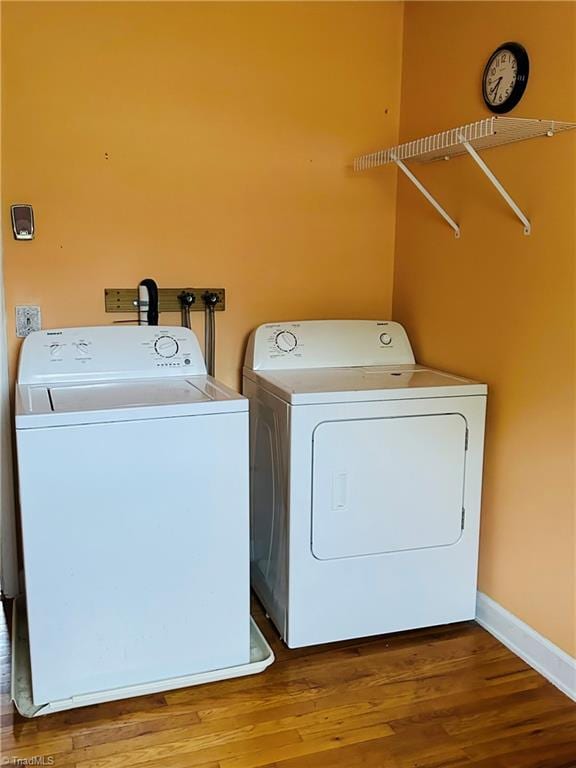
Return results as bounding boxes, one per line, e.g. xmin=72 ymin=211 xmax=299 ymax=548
xmin=11 ymin=204 xmax=35 ymax=240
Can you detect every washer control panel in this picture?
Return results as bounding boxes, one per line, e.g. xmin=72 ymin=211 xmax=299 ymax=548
xmin=18 ymin=326 xmax=207 ymax=383
xmin=246 ymin=320 xmax=415 ymax=371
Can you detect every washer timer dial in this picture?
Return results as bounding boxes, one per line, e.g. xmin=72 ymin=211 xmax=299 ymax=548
xmin=275 ymin=330 xmax=298 ymax=353
xmin=154 ymin=335 xmax=179 ymax=358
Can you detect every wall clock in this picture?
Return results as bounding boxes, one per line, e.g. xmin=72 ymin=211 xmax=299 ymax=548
xmin=482 ymin=42 xmax=529 ymax=114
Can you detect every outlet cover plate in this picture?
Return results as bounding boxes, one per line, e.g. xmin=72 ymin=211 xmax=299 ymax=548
xmin=16 ymin=306 xmax=41 ymax=338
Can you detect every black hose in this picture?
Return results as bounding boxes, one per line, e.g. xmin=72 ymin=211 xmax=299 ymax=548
xmin=139 ymin=279 xmax=159 ymax=326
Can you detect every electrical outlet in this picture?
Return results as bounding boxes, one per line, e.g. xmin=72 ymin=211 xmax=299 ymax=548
xmin=16 ymin=306 xmax=41 ymax=338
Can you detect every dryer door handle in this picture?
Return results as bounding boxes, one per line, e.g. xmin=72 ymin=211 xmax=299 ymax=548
xmin=331 ymin=472 xmax=348 ymax=511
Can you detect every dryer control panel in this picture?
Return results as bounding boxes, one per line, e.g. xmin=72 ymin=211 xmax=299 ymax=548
xmin=245 ymin=320 xmax=415 ymax=371
xmin=18 ymin=326 xmax=207 ymax=384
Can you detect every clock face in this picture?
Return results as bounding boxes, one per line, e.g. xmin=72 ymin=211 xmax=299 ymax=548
xmin=485 ymin=50 xmax=517 ymax=106
xmin=482 ymin=42 xmax=529 ymax=114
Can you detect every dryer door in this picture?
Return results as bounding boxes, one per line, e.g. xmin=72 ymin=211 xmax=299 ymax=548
xmin=311 ymin=414 xmax=467 ymax=559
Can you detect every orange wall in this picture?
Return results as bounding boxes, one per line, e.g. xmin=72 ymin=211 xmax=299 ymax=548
xmin=394 ymin=2 xmax=576 ymax=654
xmin=1 ymin=1 xmax=403 ymax=386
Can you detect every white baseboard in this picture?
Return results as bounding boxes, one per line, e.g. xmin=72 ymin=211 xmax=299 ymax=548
xmin=476 ymin=591 xmax=576 ymax=702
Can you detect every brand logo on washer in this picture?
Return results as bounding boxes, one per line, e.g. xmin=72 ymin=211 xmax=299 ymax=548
xmin=46 ymin=331 xmax=63 ymax=336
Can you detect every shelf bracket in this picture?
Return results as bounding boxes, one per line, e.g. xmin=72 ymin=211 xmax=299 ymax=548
xmin=459 ymin=136 xmax=531 ymax=236
xmin=393 ymin=155 xmax=460 ymax=239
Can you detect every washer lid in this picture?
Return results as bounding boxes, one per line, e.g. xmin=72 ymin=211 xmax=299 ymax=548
xmin=243 ymin=365 xmax=487 ymax=404
xmin=49 ymin=379 xmax=210 ymax=412
xmin=16 ymin=375 xmax=247 ymax=428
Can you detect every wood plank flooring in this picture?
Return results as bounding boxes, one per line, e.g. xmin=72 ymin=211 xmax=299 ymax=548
xmin=1 ymin=598 xmax=575 ymax=768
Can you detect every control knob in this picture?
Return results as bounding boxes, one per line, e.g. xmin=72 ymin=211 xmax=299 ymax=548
xmin=74 ymin=341 xmax=90 ymax=357
xmin=380 ymin=333 xmax=392 ymax=346
xmin=154 ymin=335 xmax=179 ymax=358
xmin=275 ymin=330 xmax=297 ymax=353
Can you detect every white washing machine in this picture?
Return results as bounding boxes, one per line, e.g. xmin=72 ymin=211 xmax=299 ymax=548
xmin=16 ymin=326 xmax=251 ymax=706
xmin=243 ymin=320 xmax=487 ymax=648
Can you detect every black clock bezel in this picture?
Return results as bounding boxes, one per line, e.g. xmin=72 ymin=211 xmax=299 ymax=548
xmin=482 ymin=42 xmax=529 ymax=114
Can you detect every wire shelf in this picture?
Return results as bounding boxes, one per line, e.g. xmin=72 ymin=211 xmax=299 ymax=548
xmin=353 ymin=117 xmax=576 ymax=171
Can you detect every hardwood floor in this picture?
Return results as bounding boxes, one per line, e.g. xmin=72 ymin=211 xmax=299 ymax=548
xmin=1 ymin=598 xmax=575 ymax=768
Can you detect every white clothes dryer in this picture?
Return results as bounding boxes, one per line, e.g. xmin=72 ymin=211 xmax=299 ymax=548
xmin=243 ymin=320 xmax=487 ymax=648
